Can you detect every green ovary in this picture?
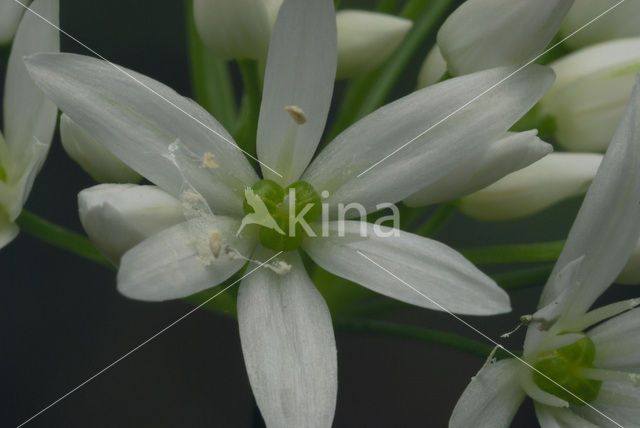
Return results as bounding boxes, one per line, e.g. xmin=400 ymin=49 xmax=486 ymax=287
xmin=243 ymin=179 xmax=321 ymax=252
xmin=533 ymin=334 xmax=602 ymax=405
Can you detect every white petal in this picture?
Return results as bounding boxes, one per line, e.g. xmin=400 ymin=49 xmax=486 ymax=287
xmin=25 ymin=53 xmax=258 ymax=216
xmin=3 ymin=0 xmax=58 ymax=167
xmin=78 ymin=184 xmax=185 ymax=264
xmin=303 ymin=221 xmax=510 ymax=315
xmin=437 ymin=0 xmax=572 ymax=75
xmin=417 ymin=45 xmax=447 ymax=88
xmin=405 ymin=130 xmax=552 ymax=207
xmin=335 ymin=10 xmax=411 ymax=79
xmin=237 ymin=249 xmax=337 ymax=428
xmin=303 ymin=66 xmax=555 ymax=215
xmin=0 ymin=209 xmax=19 ymax=250
xmin=60 ymin=114 xmax=141 ymax=184
xmin=539 ymin=78 xmax=640 ymax=319
xmin=588 ymin=307 xmax=640 ymax=369
xmin=118 ymin=217 xmax=256 ymax=301
xmin=193 ymin=0 xmax=272 ymax=60
xmin=459 ymin=152 xmax=602 ymax=221
xmin=573 ymin=382 xmax=640 ymax=428
xmin=449 ymin=359 xmax=525 ymax=428
xmin=257 ymin=0 xmax=337 ymax=184
xmin=535 ymin=404 xmax=600 ymax=428
xmin=618 ymin=238 xmax=640 ymax=285
xmin=0 ymin=0 xmax=31 ymax=45
xmin=561 ymin=0 xmax=640 ymax=49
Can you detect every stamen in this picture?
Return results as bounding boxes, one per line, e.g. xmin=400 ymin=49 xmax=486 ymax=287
xmin=579 ymin=368 xmax=640 ymax=386
xmin=208 ymin=229 xmax=223 ymax=257
xmin=285 ymin=105 xmax=307 ymax=124
xmin=560 ymin=298 xmax=640 ymax=332
xmin=202 ymin=152 xmax=219 ymax=169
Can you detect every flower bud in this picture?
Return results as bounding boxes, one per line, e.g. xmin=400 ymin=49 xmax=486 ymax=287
xmin=335 ymin=10 xmax=411 ymax=79
xmin=78 ymin=184 xmax=185 ymax=264
xmin=561 ymin=0 xmax=640 ymax=49
xmin=437 ymin=0 xmax=572 ymax=76
xmin=539 ymin=38 xmax=640 ymax=152
xmin=459 ymin=152 xmax=603 ymax=221
xmin=404 ymin=131 xmax=552 ymax=207
xmin=60 ymin=114 xmax=142 ymax=184
xmin=193 ymin=0 xmax=281 ymax=60
xmin=0 ymin=0 xmax=31 ymax=45
xmin=618 ymin=239 xmax=640 ymax=285
xmin=417 ymin=45 xmax=447 ymax=88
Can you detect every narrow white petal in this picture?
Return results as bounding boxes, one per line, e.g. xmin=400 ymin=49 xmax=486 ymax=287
xmin=0 ymin=210 xmax=19 ymax=250
xmin=335 ymin=10 xmax=411 ymax=79
xmin=237 ymin=249 xmax=337 ymax=428
xmin=539 ymin=78 xmax=640 ymax=319
xmin=3 ymin=0 xmax=58 ymax=166
xmin=561 ymin=0 xmax=640 ymax=49
xmin=78 ymin=184 xmax=185 ymax=264
xmin=405 ymin=130 xmax=552 ymax=207
xmin=0 ymin=0 xmax=31 ymax=44
xmin=588 ymin=307 xmax=640 ymax=369
xmin=117 ymin=217 xmax=255 ymax=301
xmin=194 ymin=0 xmax=271 ymax=60
xmin=303 ymin=66 xmax=554 ymax=215
xmin=25 ymin=53 xmax=258 ymax=216
xmin=418 ymin=45 xmax=447 ymax=88
xmin=257 ymin=0 xmax=337 ymax=184
xmin=459 ymin=152 xmax=602 ymax=221
xmin=535 ymin=404 xmax=599 ymax=428
xmin=437 ymin=0 xmax=572 ymax=75
xmin=303 ymin=221 xmax=510 ymax=315
xmin=573 ymin=382 xmax=640 ymax=428
xmin=449 ymin=359 xmax=524 ymax=428
xmin=60 ymin=114 xmax=142 ymax=184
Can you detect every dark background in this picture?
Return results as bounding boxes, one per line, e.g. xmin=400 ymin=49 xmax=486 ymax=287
xmin=2 ymin=0 xmax=637 ymax=427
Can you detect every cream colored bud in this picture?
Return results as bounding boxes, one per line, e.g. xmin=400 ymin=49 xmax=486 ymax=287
xmin=417 ymin=45 xmax=447 ymax=88
xmin=60 ymin=114 xmax=142 ymax=184
xmin=459 ymin=153 xmax=603 ymax=221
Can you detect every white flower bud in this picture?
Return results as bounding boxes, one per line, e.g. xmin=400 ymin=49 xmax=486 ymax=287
xmin=78 ymin=184 xmax=185 ymax=264
xmin=561 ymin=0 xmax=640 ymax=49
xmin=193 ymin=0 xmax=281 ymax=60
xmin=539 ymin=38 xmax=640 ymax=152
xmin=404 ymin=131 xmax=552 ymax=207
xmin=335 ymin=10 xmax=411 ymax=79
xmin=437 ymin=0 xmax=572 ymax=75
xmin=459 ymin=152 xmax=603 ymax=221
xmin=60 ymin=114 xmax=142 ymax=184
xmin=618 ymin=238 xmax=640 ymax=285
xmin=417 ymin=45 xmax=447 ymax=88
xmin=0 ymin=0 xmax=31 ymax=45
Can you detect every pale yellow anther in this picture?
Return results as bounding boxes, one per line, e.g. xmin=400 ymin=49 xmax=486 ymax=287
xmin=209 ymin=229 xmax=223 ymax=257
xmin=203 ymin=152 xmax=219 ymax=169
xmin=284 ymin=105 xmax=307 ymax=125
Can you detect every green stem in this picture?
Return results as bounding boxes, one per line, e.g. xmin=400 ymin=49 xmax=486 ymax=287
xmin=492 ymin=265 xmax=554 ymax=291
xmin=186 ymin=0 xmax=236 ymax=130
xmin=461 ymin=241 xmax=564 ymax=265
xmin=335 ymin=317 xmax=518 ymax=360
xmin=327 ymin=0 xmax=454 ymax=140
xmin=16 ymin=211 xmax=112 ymax=268
xmin=233 ymin=60 xmax=261 ymax=159
xmin=413 ymin=203 xmax=456 ymax=237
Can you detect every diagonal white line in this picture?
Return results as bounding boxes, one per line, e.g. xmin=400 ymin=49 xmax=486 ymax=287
xmin=15 ymin=251 xmax=284 ymax=428
xmin=12 ymin=0 xmax=283 ymax=179
xmin=357 ymin=0 xmax=627 ymax=178
xmin=356 ymin=250 xmax=624 ymax=428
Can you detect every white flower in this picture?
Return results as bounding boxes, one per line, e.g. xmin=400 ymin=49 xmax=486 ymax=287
xmin=26 ymin=0 xmax=556 ymax=423
xmin=0 ymin=0 xmax=31 ymax=45
xmin=60 ymin=114 xmax=142 ymax=184
xmin=437 ymin=0 xmax=572 ymax=76
xmin=417 ymin=45 xmax=447 ymax=88
xmin=561 ymin=0 xmax=640 ymax=49
xmin=450 ymin=77 xmax=640 ymax=428
xmin=194 ymin=0 xmax=412 ymax=78
xmin=0 ymin=0 xmax=58 ymax=249
xmin=539 ymin=37 xmax=640 ymax=152
xmin=458 ymin=152 xmax=603 ymax=221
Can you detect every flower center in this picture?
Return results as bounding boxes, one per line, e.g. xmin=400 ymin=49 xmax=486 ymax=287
xmin=532 ymin=333 xmax=602 ymax=405
xmin=242 ymin=179 xmax=321 ymax=251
